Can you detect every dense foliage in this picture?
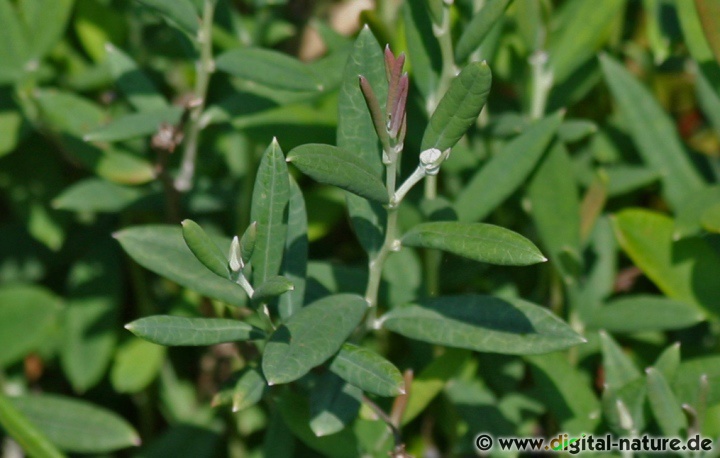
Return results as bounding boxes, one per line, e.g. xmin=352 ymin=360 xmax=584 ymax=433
xmin=1 ymin=0 xmax=720 ymax=457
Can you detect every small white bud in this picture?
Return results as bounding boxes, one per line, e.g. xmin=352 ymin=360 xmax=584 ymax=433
xmin=229 ymin=236 xmax=243 ymax=272
xmin=419 ymin=148 xmax=444 ymax=175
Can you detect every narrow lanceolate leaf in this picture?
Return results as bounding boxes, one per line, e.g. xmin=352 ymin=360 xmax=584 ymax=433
xmin=84 ymin=107 xmax=183 ymax=143
xmin=0 ymin=285 xmax=62 ymax=368
xmin=402 ymin=349 xmax=470 ymax=425
xmin=0 ymin=393 xmax=65 ymax=458
xmin=110 ymin=338 xmax=165 ymax=394
xmin=612 ymin=209 xmax=720 ymax=317
xmin=52 ymin=178 xmax=143 ymax=213
xmin=11 ymin=394 xmax=140 ymax=453
xmin=216 ymin=48 xmax=323 ymax=92
xmin=232 ymin=368 xmax=266 ymax=412
xmin=590 ymin=296 xmax=704 ymax=332
xmin=279 ymin=177 xmax=308 ymax=321
xmin=646 ymin=368 xmax=687 ymax=437
xmin=600 ymin=331 xmax=641 ymax=391
xmin=253 ymin=276 xmax=294 ymax=303
xmin=600 ymin=55 xmax=705 ymax=209
xmin=181 ymin=220 xmax=230 ymax=278
xmin=421 ymin=61 xmax=492 ymax=152
xmin=547 ymin=0 xmax=625 ymax=82
xmin=126 ymin=316 xmax=265 ymax=346
xmin=330 ymin=343 xmax=404 ymax=397
xmin=114 ymin=226 xmax=247 ymax=307
xmin=310 ymin=373 xmax=361 ymax=437
xmin=262 ymin=294 xmax=367 ymax=385
xmin=528 ymin=141 xmax=582 ymax=284
xmin=22 ymin=0 xmax=74 ymax=61
xmin=136 ymin=0 xmax=199 ymax=36
xmin=287 ymin=144 xmax=388 ymax=203
xmin=381 ymin=295 xmax=585 ymax=355
xmin=455 ymin=0 xmax=512 ymax=63
xmin=106 ymin=43 xmax=168 ymax=112
xmin=654 ymin=343 xmax=681 ymax=381
xmin=526 ymin=353 xmax=601 ymax=434
xmin=402 ymin=1 xmax=442 ymax=103
xmin=240 ymin=221 xmax=258 ymax=265
xmin=402 ymin=222 xmax=546 ymax=266
xmin=0 ymin=0 xmax=30 ymax=84
xmin=456 ymin=112 xmax=563 ymax=222
xmin=251 ymin=139 xmax=290 ymax=286
xmin=338 ymin=27 xmax=388 ymax=256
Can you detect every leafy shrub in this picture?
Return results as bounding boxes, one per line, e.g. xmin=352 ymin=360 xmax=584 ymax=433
xmin=1 ymin=0 xmax=720 ymax=456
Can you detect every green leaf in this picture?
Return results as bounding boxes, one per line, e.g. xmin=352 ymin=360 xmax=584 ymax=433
xmin=0 ymin=90 xmax=25 ymax=157
xmin=181 ymin=219 xmax=229 ymax=278
xmin=402 ymin=222 xmax=546 ymax=266
xmin=84 ymin=107 xmax=183 ymax=142
xmin=602 ymin=378 xmax=647 ymax=434
xmin=277 ymin=391 xmax=359 ymax=458
xmin=421 ymin=61 xmax=492 ymax=152
xmin=262 ymin=294 xmax=367 ymax=385
xmin=232 ymin=367 xmax=266 ymax=412
xmin=527 ymin=352 xmax=601 ymax=434
xmin=106 ymin=43 xmax=169 ymax=112
xmin=0 ymin=393 xmax=65 ymax=458
xmin=279 ymin=177 xmax=308 ymax=320
xmin=253 ymin=276 xmax=294 ymax=303
xmin=240 ymin=221 xmax=258 ymax=264
xmin=126 ymin=315 xmax=265 ymax=346
xmin=11 ymin=394 xmax=140 ymax=453
xmin=646 ymin=367 xmax=687 ymax=437
xmin=216 ymin=48 xmax=324 ymax=92
xmin=654 ymin=342 xmax=681 ymax=381
xmin=337 ymin=26 xmax=387 ymax=256
xmin=21 ymin=0 xmax=74 ymax=60
xmin=558 ymin=119 xmax=598 ymax=143
xmin=702 ymin=203 xmax=720 ymax=233
xmin=52 ymin=178 xmax=143 ymax=213
xmin=590 ymin=295 xmax=704 ymax=332
xmin=111 ymin=337 xmax=165 ymax=393
xmin=402 ymin=1 xmax=441 ymax=103
xmin=0 ymin=0 xmax=30 ymax=84
xmin=600 ymin=54 xmax=705 ymax=209
xmin=548 ymin=0 xmax=625 ymax=82
xmin=61 ymin=240 xmax=121 ymax=392
xmin=600 ymin=331 xmax=641 ymax=391
xmin=287 ymin=144 xmax=388 ymax=203
xmin=310 ymin=372 xmax=361 ymax=437
xmin=402 ymin=349 xmax=470 ymax=425
xmin=612 ymin=208 xmax=720 ymax=317
xmin=455 ymin=0 xmax=512 ymax=63
xmin=381 ymin=295 xmax=585 ymax=355
xmin=673 ymin=356 xmax=720 ymax=408
xmin=0 ymin=285 xmax=62 ymax=368
xmin=528 ymin=141 xmax=582 ymax=284
xmin=250 ymin=138 xmax=290 ymax=286
xmin=114 ymin=226 xmax=247 ymax=307
xmin=73 ymin=0 xmax=126 ymax=62
xmin=456 ymin=112 xmax=563 ymax=222
xmin=674 ymin=185 xmax=720 ymax=238
xmin=329 ymin=343 xmax=404 ymax=397
xmin=136 ymin=0 xmax=199 ymax=36
xmin=604 ymin=165 xmax=662 ymax=197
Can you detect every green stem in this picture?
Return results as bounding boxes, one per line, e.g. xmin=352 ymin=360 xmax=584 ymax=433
xmin=175 ymin=0 xmax=216 ymax=192
xmin=422 ymin=1 xmax=456 ymax=297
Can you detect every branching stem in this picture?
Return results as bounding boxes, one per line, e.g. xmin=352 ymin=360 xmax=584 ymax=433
xmin=175 ymin=0 xmax=216 ymax=191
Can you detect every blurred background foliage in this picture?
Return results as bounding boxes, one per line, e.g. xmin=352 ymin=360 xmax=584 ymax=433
xmin=1 ymin=0 xmax=720 ymax=456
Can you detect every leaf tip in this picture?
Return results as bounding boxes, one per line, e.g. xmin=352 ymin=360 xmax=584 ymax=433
xmin=132 ymin=435 xmax=142 ymax=446
xmin=104 ymin=42 xmax=116 ymax=53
